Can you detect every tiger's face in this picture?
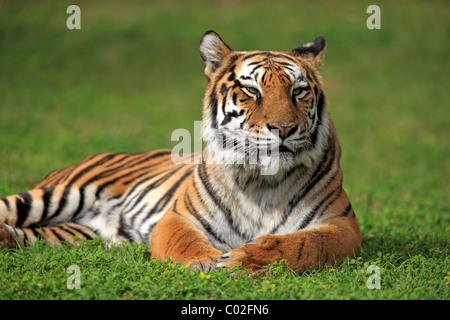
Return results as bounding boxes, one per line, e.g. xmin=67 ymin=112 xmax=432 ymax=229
xmin=199 ymin=31 xmax=329 ymax=175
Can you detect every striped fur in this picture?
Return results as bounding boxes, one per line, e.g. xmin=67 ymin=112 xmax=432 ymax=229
xmin=0 ymin=31 xmax=361 ymax=273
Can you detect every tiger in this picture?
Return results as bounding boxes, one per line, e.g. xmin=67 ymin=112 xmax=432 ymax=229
xmin=0 ymin=31 xmax=362 ymax=274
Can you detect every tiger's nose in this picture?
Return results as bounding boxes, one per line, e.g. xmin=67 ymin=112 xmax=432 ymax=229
xmin=266 ymin=123 xmax=298 ymax=139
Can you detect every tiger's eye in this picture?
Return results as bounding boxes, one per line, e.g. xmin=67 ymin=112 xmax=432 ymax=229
xmin=245 ymin=87 xmax=260 ymax=97
xmin=292 ymin=87 xmax=303 ymax=96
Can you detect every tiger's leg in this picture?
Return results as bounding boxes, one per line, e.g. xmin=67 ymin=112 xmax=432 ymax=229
xmin=0 ymin=222 xmax=98 ymax=248
xmin=216 ymin=209 xmax=362 ymax=274
xmin=150 ymin=201 xmax=223 ymax=272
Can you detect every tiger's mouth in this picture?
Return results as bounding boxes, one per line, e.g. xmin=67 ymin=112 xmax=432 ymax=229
xmin=277 ymin=145 xmax=294 ymax=154
xmin=202 ymin=125 xmax=316 ymax=173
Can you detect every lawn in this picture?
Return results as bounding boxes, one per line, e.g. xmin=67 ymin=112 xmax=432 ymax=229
xmin=0 ymin=0 xmax=448 ymax=302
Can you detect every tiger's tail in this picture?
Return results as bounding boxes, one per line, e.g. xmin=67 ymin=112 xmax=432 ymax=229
xmin=0 ymin=187 xmax=98 ymax=248
xmin=0 ymin=222 xmax=97 ymax=248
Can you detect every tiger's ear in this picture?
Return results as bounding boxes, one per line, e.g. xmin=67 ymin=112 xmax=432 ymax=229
xmin=199 ymin=30 xmax=232 ymax=78
xmin=291 ymin=36 xmax=326 ymax=69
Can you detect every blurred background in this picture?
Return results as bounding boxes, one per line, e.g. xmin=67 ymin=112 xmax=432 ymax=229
xmin=0 ymin=1 xmax=448 ymax=246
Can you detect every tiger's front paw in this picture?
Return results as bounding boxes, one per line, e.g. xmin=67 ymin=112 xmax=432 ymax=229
xmin=185 ymin=255 xmax=222 ymax=273
xmin=216 ymin=235 xmax=287 ymax=272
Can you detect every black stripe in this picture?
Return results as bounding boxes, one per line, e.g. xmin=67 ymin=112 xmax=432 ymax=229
xmin=271 ymin=135 xmax=336 ymax=233
xmin=66 ymin=224 xmax=96 ymax=240
xmin=247 ymin=58 xmax=268 ymax=66
xmin=104 ymin=152 xmax=136 ymax=168
xmin=221 ymin=109 xmax=244 ymax=126
xmin=221 ymin=85 xmax=229 ymax=118
xmin=184 ymin=192 xmax=227 ymax=245
xmin=260 ymin=72 xmax=268 ymax=86
xmin=59 ymin=225 xmax=76 ymax=237
xmin=266 ymin=52 xmax=298 ymax=63
xmin=337 ymin=203 xmax=353 ymax=217
xmin=36 ymin=167 xmax=66 ymax=186
xmin=316 ymin=182 xmax=343 ymax=220
xmin=178 ymin=239 xmax=197 ymax=256
xmin=50 ymin=227 xmax=66 ymax=242
xmin=47 ymin=168 xmax=73 ymax=186
xmin=111 ymin=165 xmax=181 ymax=211
xmin=242 ymin=52 xmax=267 ymax=61
xmin=277 ymin=72 xmax=291 ymax=84
xmin=296 ymin=182 xmax=341 ymax=230
xmin=153 ymin=168 xmax=194 ymax=210
xmin=101 ymin=152 xmax=149 ymax=173
xmin=220 ymin=83 xmax=228 ymax=95
xmin=29 ymin=227 xmax=42 ymax=239
xmin=214 ymin=58 xmax=238 ymax=85
xmin=16 ymin=192 xmax=32 ymax=227
xmin=93 ymin=152 xmax=161 ymax=185
xmin=240 ymin=75 xmax=253 ymax=81
xmin=1 ymin=198 xmax=10 ymax=210
xmin=245 ymin=109 xmax=255 ymax=123
xmin=118 ymin=215 xmax=135 ymax=242
xmin=292 ymin=138 xmax=335 ymax=204
xmin=120 ymin=151 xmax=172 ymax=185
xmin=125 ymin=165 xmax=186 ymax=215
xmin=296 ymin=237 xmax=305 ymax=260
xmin=191 ymin=177 xmax=214 ymax=221
xmin=41 ymin=186 xmax=55 ymax=223
xmin=22 ymin=228 xmax=33 ymax=244
xmin=125 ymin=166 xmax=190 ymax=225
xmin=197 ymin=164 xmax=247 ymax=239
xmin=72 ymin=188 xmax=85 ymax=219
xmin=104 ymin=150 xmax=171 ymax=189
xmin=47 ymin=153 xmax=121 ymax=223
xmin=232 ymin=92 xmax=237 ymax=106
xmin=172 ymin=199 xmax=184 ymax=216
xmin=304 ymin=67 xmax=313 ymax=83
xmin=313 ymin=85 xmax=319 ymax=97
xmin=96 ymin=161 xmax=167 ymax=199
xmin=135 ymin=167 xmax=194 ymax=225
xmin=73 ymin=151 xmax=171 ymax=218
xmin=308 ymin=91 xmax=325 ymax=149
xmin=243 ymin=52 xmax=298 ymax=64
xmin=209 ymin=90 xmax=218 ymax=129
xmin=277 ymin=61 xmax=296 ymax=68
xmin=227 ymin=65 xmax=236 ymax=81
xmin=249 ymin=63 xmax=264 ymax=76
xmin=197 ymin=164 xmax=232 ymax=224
xmin=298 ymin=136 xmax=337 ymax=201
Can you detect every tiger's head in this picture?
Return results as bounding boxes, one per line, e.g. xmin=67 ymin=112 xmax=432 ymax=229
xmin=199 ymin=31 xmax=329 ymax=176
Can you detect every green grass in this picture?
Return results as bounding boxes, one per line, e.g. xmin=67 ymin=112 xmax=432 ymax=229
xmin=0 ymin=0 xmax=449 ymax=300
xmin=1 ymin=238 xmax=448 ymax=300
xmin=2 ymin=238 xmax=328 ymax=300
